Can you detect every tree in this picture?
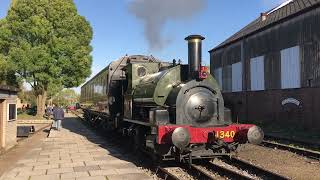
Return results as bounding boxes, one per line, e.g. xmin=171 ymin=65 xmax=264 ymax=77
xmin=0 ymin=0 xmax=93 ymax=116
xmin=18 ymin=88 xmax=37 ymax=106
xmin=0 ymin=55 xmax=19 ymax=86
xmin=52 ymin=89 xmax=79 ymax=107
xmin=0 ymin=19 xmax=20 ymax=86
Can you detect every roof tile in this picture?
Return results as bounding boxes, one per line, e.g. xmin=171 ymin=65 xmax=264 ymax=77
xmin=210 ymin=0 xmax=320 ymax=52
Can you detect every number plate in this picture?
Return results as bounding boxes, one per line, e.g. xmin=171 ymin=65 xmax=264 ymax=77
xmin=215 ymin=130 xmax=236 ymax=139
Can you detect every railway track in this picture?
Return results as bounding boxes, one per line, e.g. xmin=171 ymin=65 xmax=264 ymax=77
xmin=156 ymin=165 xmax=216 ymax=180
xmin=197 ymin=156 xmax=288 ymax=180
xmin=72 ymin=111 xmax=288 ymax=180
xmin=156 ymin=167 xmax=181 ymax=180
xmin=70 ymin=110 xmax=83 ymax=118
xmin=264 ymin=134 xmax=320 ymax=150
xmin=218 ymin=156 xmax=288 ymax=179
xmin=262 ymin=140 xmax=320 ymax=161
xmin=155 ymin=157 xmax=288 ymax=180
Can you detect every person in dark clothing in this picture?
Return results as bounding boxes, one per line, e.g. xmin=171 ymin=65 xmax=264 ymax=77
xmin=52 ymin=104 xmax=64 ymax=131
xmin=46 ymin=105 xmax=53 ymax=120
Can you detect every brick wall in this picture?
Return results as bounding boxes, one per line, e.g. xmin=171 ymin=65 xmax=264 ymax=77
xmin=0 ymin=98 xmax=17 ymax=150
xmin=5 ymin=120 xmax=17 ymax=149
xmin=0 ymin=99 xmax=4 ymax=149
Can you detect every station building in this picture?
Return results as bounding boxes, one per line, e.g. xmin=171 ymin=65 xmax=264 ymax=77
xmin=210 ymin=0 xmax=320 ymax=131
xmin=0 ymin=85 xmax=18 ymax=152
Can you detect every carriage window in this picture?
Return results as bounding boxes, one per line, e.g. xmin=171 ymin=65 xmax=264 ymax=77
xmin=8 ymin=104 xmax=16 ymax=121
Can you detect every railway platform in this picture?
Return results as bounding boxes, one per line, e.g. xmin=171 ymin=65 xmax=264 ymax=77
xmin=0 ymin=114 xmax=152 ymax=180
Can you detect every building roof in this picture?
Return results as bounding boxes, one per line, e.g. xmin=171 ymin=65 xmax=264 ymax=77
xmin=209 ymin=0 xmax=320 ymax=52
xmin=0 ymin=85 xmax=19 ymax=92
xmin=81 ymin=55 xmax=161 ymax=88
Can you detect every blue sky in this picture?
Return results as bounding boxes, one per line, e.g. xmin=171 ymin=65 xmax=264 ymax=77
xmin=0 ymin=0 xmax=285 ymax=92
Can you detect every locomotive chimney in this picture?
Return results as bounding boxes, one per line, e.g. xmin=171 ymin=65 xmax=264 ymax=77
xmin=185 ymin=35 xmax=205 ymax=79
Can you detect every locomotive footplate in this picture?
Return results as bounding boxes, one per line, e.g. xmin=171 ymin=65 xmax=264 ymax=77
xmin=154 ymin=124 xmax=264 ymax=162
xmin=157 ymin=124 xmax=262 ymax=145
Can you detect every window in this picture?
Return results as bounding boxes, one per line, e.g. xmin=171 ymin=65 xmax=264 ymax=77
xmin=250 ymin=56 xmax=265 ymax=91
xmin=232 ymin=62 xmax=242 ymax=92
xmin=281 ymin=46 xmax=300 ymax=89
xmin=213 ymin=67 xmax=223 ymax=88
xmin=222 ymin=65 xmax=232 ymax=92
xmin=8 ymin=104 xmax=16 ymax=121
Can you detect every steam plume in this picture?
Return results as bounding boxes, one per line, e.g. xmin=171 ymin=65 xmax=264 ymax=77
xmin=128 ymin=0 xmax=206 ymax=50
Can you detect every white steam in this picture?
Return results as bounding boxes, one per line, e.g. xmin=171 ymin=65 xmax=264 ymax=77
xmin=128 ymin=0 xmax=206 ymax=50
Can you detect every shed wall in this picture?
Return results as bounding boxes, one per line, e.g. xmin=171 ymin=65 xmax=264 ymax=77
xmin=210 ymin=6 xmax=320 ymax=130
xmin=211 ymin=7 xmax=320 ymax=90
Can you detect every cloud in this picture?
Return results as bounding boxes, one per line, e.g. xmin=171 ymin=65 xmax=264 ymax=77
xmin=128 ymin=0 xmax=207 ymax=51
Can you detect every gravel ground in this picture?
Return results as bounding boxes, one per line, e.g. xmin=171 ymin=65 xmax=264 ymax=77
xmin=236 ymin=144 xmax=320 ymax=180
xmin=165 ymin=167 xmax=195 ymax=180
xmin=137 ymin=166 xmax=159 ymax=180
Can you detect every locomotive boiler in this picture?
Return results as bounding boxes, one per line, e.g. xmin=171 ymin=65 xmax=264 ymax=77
xmin=80 ymin=35 xmax=264 ymax=163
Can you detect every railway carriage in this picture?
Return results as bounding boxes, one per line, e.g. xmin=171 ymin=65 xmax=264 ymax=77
xmin=80 ymin=35 xmax=264 ymax=163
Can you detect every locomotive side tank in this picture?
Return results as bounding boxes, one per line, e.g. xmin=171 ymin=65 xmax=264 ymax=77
xmin=81 ymin=35 xmax=264 ymax=163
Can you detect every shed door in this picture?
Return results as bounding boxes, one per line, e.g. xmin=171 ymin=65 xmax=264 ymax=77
xmin=232 ymin=62 xmax=242 ymax=92
xmin=214 ymin=67 xmax=223 ymax=89
xmin=250 ymin=56 xmax=265 ymax=91
xmin=281 ymin=46 xmax=300 ymax=89
xmin=223 ymin=65 xmax=232 ymax=92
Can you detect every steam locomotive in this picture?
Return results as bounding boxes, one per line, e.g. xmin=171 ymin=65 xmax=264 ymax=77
xmin=80 ymin=35 xmax=264 ymax=163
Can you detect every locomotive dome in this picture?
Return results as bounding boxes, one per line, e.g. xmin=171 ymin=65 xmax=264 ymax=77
xmin=185 ymin=88 xmax=217 ymax=123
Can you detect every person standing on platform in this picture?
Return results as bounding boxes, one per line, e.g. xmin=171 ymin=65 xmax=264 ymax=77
xmin=52 ymin=104 xmax=64 ymax=131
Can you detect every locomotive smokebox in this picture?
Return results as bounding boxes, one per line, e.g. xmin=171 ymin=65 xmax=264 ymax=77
xmin=185 ymin=35 xmax=205 ymax=79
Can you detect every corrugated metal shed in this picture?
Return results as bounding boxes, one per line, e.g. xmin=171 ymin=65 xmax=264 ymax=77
xmin=209 ymin=0 xmax=320 ymax=132
xmin=210 ymin=0 xmax=320 ymax=52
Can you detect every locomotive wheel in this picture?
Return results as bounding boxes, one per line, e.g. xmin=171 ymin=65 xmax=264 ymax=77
xmin=133 ymin=128 xmax=142 ymax=152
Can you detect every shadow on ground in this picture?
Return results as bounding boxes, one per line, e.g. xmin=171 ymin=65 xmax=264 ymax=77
xmin=58 ymin=117 xmax=152 ymax=168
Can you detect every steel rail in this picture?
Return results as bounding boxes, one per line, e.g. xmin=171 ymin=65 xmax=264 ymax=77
xmin=203 ymin=161 xmax=253 ymax=180
xmin=187 ymin=164 xmax=216 ymax=180
xmin=262 ymin=140 xmax=320 ymax=161
xmin=71 ymin=110 xmax=84 ymax=120
xmin=220 ymin=156 xmax=289 ymax=180
xmin=264 ymin=134 xmax=320 ymax=150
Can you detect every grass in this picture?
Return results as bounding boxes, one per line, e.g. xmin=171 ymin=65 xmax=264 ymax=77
xmin=17 ymin=113 xmax=46 ymax=120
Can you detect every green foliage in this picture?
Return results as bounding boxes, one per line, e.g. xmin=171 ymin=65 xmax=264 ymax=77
xmin=52 ymin=88 xmax=79 ymax=106
xmin=47 ymin=82 xmax=63 ymax=99
xmin=0 ymin=0 xmax=93 ymax=92
xmin=0 ymin=0 xmax=93 ymax=115
xmin=0 ymin=19 xmax=20 ymax=86
xmin=18 ymin=89 xmax=37 ymax=106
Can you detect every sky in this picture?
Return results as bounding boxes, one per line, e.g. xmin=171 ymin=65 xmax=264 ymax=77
xmin=0 ymin=0 xmax=287 ymax=92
